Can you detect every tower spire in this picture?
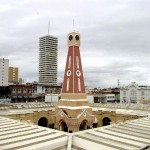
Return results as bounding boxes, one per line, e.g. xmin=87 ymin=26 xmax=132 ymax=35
xmin=54 ymin=31 xmax=94 ymax=132
xmin=73 ymin=19 xmax=75 ymax=31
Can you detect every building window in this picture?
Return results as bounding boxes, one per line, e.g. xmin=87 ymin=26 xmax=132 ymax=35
xmin=130 ymin=89 xmax=137 ymax=103
xmin=123 ymin=97 xmax=126 ymax=103
xmin=141 ymin=91 xmax=145 ymax=99
xmin=94 ymin=97 xmax=100 ymax=103
xmin=28 ymin=90 xmax=31 ymax=93
xmin=141 ymin=91 xmax=144 ymax=95
xmin=12 ymin=89 xmax=16 ymax=94
xmin=130 ymin=89 xmax=137 ymax=97
xmin=23 ymin=89 xmax=27 ymax=94
xmin=17 ymin=89 xmax=21 ymax=94
xmin=123 ymin=91 xmax=126 ymax=96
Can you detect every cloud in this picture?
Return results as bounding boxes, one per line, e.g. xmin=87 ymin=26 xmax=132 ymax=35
xmin=0 ymin=0 xmax=150 ymax=88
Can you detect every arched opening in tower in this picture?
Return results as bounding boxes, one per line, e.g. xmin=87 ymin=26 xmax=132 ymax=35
xmin=60 ymin=121 xmax=68 ymax=132
xmin=102 ymin=117 xmax=111 ymax=126
xmin=38 ymin=117 xmax=48 ymax=127
xmin=79 ymin=120 xmax=88 ymax=131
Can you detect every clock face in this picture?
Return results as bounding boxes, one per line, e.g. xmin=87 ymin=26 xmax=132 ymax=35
xmin=75 ymin=35 xmax=79 ymax=41
xmin=76 ymin=70 xmax=81 ymax=76
xmin=67 ymin=70 xmax=71 ymax=76
xmin=69 ymin=35 xmax=73 ymax=41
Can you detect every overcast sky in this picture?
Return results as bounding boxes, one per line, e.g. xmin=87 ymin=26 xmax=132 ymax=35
xmin=0 ymin=0 xmax=150 ymax=88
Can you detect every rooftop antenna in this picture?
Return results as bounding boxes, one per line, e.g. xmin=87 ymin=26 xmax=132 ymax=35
xmin=118 ymin=79 xmax=120 ymax=88
xmin=48 ymin=20 xmax=50 ymax=35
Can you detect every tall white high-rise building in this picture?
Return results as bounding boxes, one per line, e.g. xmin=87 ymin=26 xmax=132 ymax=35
xmin=0 ymin=58 xmax=9 ymax=86
xmin=39 ymin=35 xmax=58 ymax=85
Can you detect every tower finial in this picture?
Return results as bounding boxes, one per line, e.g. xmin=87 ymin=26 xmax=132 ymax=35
xmin=73 ymin=19 xmax=75 ymax=31
xmin=48 ymin=20 xmax=50 ymax=35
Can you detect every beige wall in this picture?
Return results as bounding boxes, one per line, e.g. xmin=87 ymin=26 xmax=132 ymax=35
xmin=7 ymin=110 xmax=142 ymax=129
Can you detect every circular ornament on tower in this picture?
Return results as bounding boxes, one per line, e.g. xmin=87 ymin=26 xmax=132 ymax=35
xmin=83 ymin=112 xmax=86 ymax=117
xmin=67 ymin=70 xmax=71 ymax=76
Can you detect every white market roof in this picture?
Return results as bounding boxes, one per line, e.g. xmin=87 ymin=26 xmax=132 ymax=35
xmin=72 ymin=116 xmax=150 ymax=150
xmin=0 ymin=116 xmax=150 ymax=150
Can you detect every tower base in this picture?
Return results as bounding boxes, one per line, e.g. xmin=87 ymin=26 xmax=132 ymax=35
xmin=54 ymin=107 xmax=94 ymax=132
xmin=54 ymin=95 xmax=94 ymax=132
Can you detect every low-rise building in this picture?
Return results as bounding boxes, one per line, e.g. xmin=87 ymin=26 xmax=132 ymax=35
xmin=87 ymin=93 xmax=115 ymax=103
xmin=9 ymin=85 xmax=33 ymax=102
xmin=9 ymin=84 xmax=61 ymax=103
xmin=120 ymin=82 xmax=150 ymax=104
xmin=86 ymin=88 xmax=120 ymax=103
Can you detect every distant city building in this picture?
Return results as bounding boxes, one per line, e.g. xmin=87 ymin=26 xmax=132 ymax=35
xmin=9 ymin=85 xmax=33 ymax=103
xmin=86 ymin=88 xmax=120 ymax=103
xmin=19 ymin=78 xmax=23 ymax=84
xmin=9 ymin=83 xmax=61 ymax=103
xmin=120 ymin=82 xmax=150 ymax=104
xmin=0 ymin=58 xmax=9 ymax=86
xmin=39 ymin=35 xmax=58 ymax=85
xmin=32 ymin=84 xmax=61 ymax=96
xmin=87 ymin=93 xmax=115 ymax=103
xmin=8 ymin=67 xmax=18 ymax=84
xmin=19 ymin=78 xmax=26 ymax=84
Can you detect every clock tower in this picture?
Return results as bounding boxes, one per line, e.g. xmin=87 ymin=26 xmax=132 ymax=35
xmin=54 ymin=31 xmax=94 ymax=132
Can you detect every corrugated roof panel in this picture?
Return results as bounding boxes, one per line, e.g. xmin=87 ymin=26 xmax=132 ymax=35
xmin=72 ymin=117 xmax=150 ymax=150
xmin=0 ymin=117 xmax=68 ymax=150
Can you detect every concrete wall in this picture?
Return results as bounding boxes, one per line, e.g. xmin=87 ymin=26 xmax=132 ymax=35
xmin=45 ymin=94 xmax=60 ymax=103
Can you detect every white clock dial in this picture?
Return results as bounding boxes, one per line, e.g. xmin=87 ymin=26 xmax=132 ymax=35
xmin=67 ymin=70 xmax=71 ymax=76
xmin=76 ymin=70 xmax=81 ymax=76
